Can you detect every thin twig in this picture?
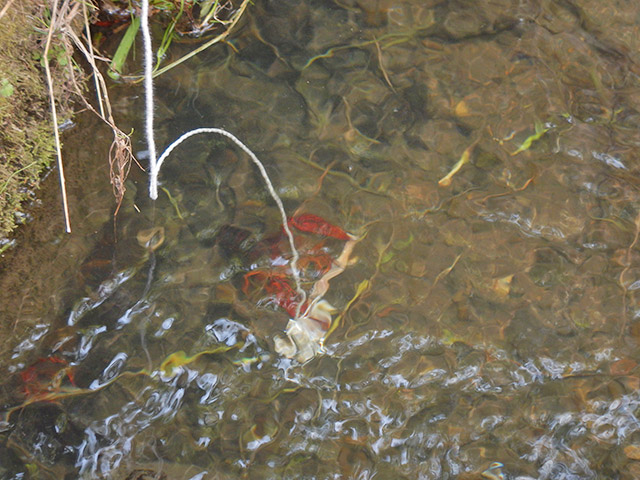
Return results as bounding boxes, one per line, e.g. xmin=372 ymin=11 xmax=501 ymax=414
xmin=431 ymin=252 xmax=463 ymax=290
xmin=294 ymin=150 xmax=388 ymax=197
xmin=44 ymin=0 xmax=71 ymax=233
xmin=64 ymin=25 xmax=136 ymax=217
xmin=374 ymin=36 xmax=395 ymax=92
xmin=0 ymin=0 xmax=16 ymax=21
xmin=64 ymin=27 xmax=115 ymax=121
xmin=619 ymin=211 xmax=640 ymax=337
xmin=82 ymin=2 xmax=104 ymax=117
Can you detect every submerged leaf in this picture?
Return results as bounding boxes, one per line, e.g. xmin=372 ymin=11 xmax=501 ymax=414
xmin=160 ymin=344 xmax=240 ymax=376
xmin=481 ymin=462 xmax=506 ymax=480
xmin=160 ymin=351 xmax=190 ymax=376
xmin=624 ymin=445 xmax=640 ymax=460
xmin=275 ymin=300 xmax=337 ymax=363
xmin=439 ymin=143 xmax=474 ymax=187
xmin=275 ymin=234 xmax=362 ymax=362
xmin=512 ymin=120 xmax=550 ymax=155
xmin=137 ymin=226 xmax=165 ymax=251
xmin=289 ymin=213 xmax=352 ymax=240
xmin=491 ymin=274 xmax=514 ymax=298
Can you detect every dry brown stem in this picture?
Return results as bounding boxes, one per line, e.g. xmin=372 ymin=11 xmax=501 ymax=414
xmin=63 ymin=15 xmax=137 ymax=217
xmin=0 ymin=0 xmax=16 ymax=21
xmin=44 ymin=0 xmax=72 ymax=233
xmin=373 ymin=36 xmax=395 ymax=92
xmin=619 ymin=211 xmax=640 ymax=337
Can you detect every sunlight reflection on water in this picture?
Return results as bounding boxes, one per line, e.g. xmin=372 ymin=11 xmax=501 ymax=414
xmin=3 ymin=0 xmax=640 ymax=478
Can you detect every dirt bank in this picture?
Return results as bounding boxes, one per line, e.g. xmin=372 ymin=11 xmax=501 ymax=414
xmin=0 ymin=0 xmax=76 ymax=240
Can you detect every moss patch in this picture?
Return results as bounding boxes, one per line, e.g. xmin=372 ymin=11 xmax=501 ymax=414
xmin=0 ymin=0 xmax=74 ymax=238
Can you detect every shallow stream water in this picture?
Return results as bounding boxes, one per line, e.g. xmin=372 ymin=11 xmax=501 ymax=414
xmin=3 ymin=0 xmax=640 ymax=478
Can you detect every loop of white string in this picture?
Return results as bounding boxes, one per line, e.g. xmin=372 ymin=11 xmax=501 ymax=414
xmin=139 ymin=8 xmax=305 ymax=316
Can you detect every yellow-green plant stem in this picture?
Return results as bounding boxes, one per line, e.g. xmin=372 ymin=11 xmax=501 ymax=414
xmin=148 ymin=0 xmax=251 ymax=79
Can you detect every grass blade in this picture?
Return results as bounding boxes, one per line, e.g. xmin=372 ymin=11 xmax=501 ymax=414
xmin=109 ymin=15 xmax=140 ymax=80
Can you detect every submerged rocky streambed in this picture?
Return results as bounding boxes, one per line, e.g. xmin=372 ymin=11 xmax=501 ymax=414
xmin=3 ymin=0 xmax=640 ymax=478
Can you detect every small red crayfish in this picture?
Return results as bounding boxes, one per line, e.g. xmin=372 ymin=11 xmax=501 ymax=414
xmin=20 ymin=355 xmax=76 ymax=399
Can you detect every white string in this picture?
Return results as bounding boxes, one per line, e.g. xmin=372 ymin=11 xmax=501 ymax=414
xmin=141 ymin=0 xmax=158 ymax=199
xmin=154 ymin=128 xmax=307 ymax=316
xmin=140 ymin=6 xmax=305 ymax=317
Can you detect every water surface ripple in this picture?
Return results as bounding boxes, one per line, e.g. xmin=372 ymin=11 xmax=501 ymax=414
xmin=2 ymin=0 xmax=640 ymax=478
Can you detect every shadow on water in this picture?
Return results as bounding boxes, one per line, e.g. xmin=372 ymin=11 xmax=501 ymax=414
xmin=3 ymin=0 xmax=640 ymax=478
